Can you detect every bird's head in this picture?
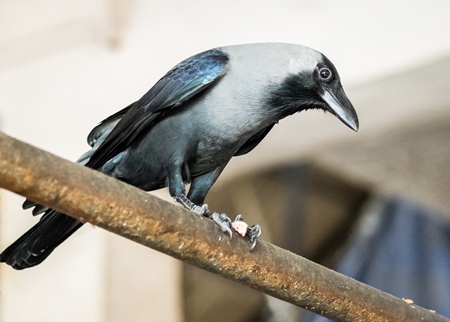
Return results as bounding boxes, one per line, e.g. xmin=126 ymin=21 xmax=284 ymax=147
xmin=266 ymin=45 xmax=358 ymax=132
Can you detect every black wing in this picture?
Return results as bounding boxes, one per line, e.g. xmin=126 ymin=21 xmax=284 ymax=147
xmin=87 ymin=102 xmax=136 ymax=147
xmin=86 ymin=48 xmax=229 ymax=169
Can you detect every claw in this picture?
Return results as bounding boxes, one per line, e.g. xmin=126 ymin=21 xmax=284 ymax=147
xmin=207 ymin=211 xmax=233 ymax=240
xmin=232 ymin=215 xmax=262 ymax=250
xmin=247 ymin=224 xmax=262 ymax=250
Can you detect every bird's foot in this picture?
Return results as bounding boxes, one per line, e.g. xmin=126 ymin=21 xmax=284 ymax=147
xmin=232 ymin=215 xmax=262 ymax=250
xmin=204 ymin=210 xmax=233 ymax=240
xmin=174 ymin=194 xmax=262 ymax=249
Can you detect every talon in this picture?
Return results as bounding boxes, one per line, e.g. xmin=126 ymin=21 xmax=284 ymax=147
xmin=208 ymin=211 xmax=233 ymax=240
xmin=247 ymin=224 xmax=262 ymax=251
xmin=232 ymin=215 xmax=262 ymax=249
xmin=233 ymin=214 xmax=243 ymax=222
xmin=231 ymin=215 xmax=262 ymax=249
xmin=250 ymin=239 xmax=257 ymax=250
xmin=225 ymin=226 xmax=233 ymax=240
xmin=248 ymin=224 xmax=262 ymax=239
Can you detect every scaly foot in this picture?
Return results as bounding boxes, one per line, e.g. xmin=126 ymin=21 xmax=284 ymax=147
xmin=232 ymin=215 xmax=262 ymax=250
xmin=174 ymin=194 xmax=262 ymax=249
xmin=204 ymin=209 xmax=233 ymax=240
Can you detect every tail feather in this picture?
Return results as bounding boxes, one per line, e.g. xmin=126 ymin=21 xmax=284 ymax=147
xmin=0 ymin=210 xmax=83 ymax=270
xmin=1 ymin=112 xmax=119 ymax=270
xmin=22 ymin=199 xmax=49 ymax=216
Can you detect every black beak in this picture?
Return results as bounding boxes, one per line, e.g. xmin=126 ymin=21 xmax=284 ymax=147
xmin=320 ymin=86 xmax=359 ymax=132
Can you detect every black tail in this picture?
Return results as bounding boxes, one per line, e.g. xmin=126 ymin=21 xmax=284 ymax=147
xmin=0 ymin=210 xmax=83 ymax=270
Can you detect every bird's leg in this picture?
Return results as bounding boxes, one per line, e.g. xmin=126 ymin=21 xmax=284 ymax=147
xmin=172 ymin=164 xmax=263 ymax=248
xmin=169 ymin=165 xmax=234 ymax=238
xmin=174 ymin=194 xmax=208 ymax=216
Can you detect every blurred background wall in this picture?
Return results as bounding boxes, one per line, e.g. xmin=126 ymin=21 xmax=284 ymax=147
xmin=1 ymin=0 xmax=450 ymax=321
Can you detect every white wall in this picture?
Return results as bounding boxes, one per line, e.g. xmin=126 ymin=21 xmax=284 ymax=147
xmin=1 ymin=1 xmax=450 ymax=321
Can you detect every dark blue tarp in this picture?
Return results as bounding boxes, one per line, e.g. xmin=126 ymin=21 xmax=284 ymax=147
xmin=302 ymin=196 xmax=450 ymax=321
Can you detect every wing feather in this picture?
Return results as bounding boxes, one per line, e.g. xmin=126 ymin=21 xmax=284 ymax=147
xmin=86 ymin=48 xmax=229 ymax=169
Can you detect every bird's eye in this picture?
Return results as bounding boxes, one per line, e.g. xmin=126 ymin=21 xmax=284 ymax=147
xmin=318 ymin=67 xmax=332 ymax=82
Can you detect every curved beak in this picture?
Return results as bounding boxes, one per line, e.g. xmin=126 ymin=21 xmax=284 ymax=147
xmin=320 ymin=88 xmax=359 ymax=132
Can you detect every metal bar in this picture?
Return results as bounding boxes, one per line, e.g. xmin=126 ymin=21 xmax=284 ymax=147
xmin=0 ymin=131 xmax=447 ymax=322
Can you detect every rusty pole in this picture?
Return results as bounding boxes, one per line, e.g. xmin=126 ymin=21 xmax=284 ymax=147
xmin=0 ymin=131 xmax=447 ymax=322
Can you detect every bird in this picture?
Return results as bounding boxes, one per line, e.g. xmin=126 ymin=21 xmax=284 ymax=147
xmin=0 ymin=43 xmax=358 ymax=270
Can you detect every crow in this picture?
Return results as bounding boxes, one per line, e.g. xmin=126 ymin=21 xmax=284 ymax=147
xmin=0 ymin=43 xmax=358 ymax=269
